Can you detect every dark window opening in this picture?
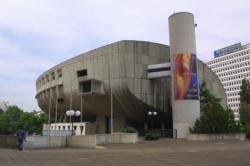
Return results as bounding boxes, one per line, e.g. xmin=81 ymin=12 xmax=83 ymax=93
xmin=57 ymin=98 xmax=64 ymax=104
xmin=77 ymin=69 xmax=87 ymax=77
xmin=57 ymin=69 xmax=62 ymax=78
xmin=147 ymin=67 xmax=171 ymax=73
xmin=79 ymin=81 xmax=91 ymax=93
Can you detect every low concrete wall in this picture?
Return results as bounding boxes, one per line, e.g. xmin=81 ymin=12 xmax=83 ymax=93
xmin=0 ymin=135 xmax=16 ymax=148
xmin=96 ymin=133 xmax=138 ymax=145
xmin=66 ymin=135 xmax=96 ymax=148
xmin=4 ymin=133 xmax=138 ymax=149
xmin=187 ymin=133 xmax=246 ymax=141
xmin=24 ymin=136 xmax=66 ymax=149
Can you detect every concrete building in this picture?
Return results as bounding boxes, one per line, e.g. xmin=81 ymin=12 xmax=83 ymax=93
xmin=207 ymin=43 xmax=250 ymax=120
xmin=35 ymin=12 xmax=226 ymax=138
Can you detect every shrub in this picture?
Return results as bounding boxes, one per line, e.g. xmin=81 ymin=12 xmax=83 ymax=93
xmin=144 ymin=132 xmax=160 ymax=141
xmin=120 ymin=126 xmax=137 ymax=133
xmin=242 ymin=125 xmax=250 ymax=139
xmin=190 ymin=102 xmax=240 ymax=134
xmin=246 ymin=130 xmax=250 ymax=139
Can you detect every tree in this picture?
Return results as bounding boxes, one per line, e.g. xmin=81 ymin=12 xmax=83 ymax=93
xmin=0 ymin=105 xmax=49 ymax=135
xmin=199 ymin=82 xmax=221 ymax=109
xmin=240 ymin=103 xmax=250 ymax=125
xmin=0 ymin=106 xmax=23 ymax=134
xmin=0 ymin=108 xmax=3 ymax=115
xmin=190 ymin=83 xmax=239 ymax=134
xmin=239 ymin=79 xmax=250 ymax=124
xmin=240 ymin=79 xmax=250 ymax=104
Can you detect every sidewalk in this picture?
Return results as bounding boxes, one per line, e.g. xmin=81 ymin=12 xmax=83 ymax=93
xmin=0 ymin=139 xmax=250 ymax=166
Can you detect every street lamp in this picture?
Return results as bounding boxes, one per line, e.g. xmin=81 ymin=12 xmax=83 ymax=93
xmin=66 ymin=110 xmax=81 ymax=135
xmin=148 ymin=111 xmax=157 ymax=129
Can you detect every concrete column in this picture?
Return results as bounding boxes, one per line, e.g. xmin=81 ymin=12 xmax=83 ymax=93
xmin=169 ymin=12 xmax=200 ymax=138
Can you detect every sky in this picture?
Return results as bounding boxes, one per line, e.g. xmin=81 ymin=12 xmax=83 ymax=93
xmin=0 ymin=0 xmax=249 ymax=112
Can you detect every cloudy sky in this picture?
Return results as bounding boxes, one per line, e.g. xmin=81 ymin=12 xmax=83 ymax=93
xmin=0 ymin=0 xmax=249 ymax=112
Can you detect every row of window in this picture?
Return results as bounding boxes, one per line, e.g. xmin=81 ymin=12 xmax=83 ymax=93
xmin=228 ymin=103 xmax=240 ymax=109
xmin=228 ymin=97 xmax=240 ymax=102
xmin=221 ymin=73 xmax=249 ymax=83
xmin=223 ymin=80 xmax=243 ymax=87
xmin=217 ymin=66 xmax=250 ymax=78
xmin=212 ymin=61 xmax=250 ymax=74
xmin=36 ymin=69 xmax=62 ymax=89
xmin=225 ymin=86 xmax=241 ymax=92
xmin=209 ymin=56 xmax=250 ymax=69
xmin=235 ymin=114 xmax=240 ymax=119
xmin=207 ymin=49 xmax=250 ymax=65
xmin=227 ymin=92 xmax=240 ymax=97
xmin=36 ymin=69 xmax=88 ymax=89
xmin=233 ymin=109 xmax=239 ymax=114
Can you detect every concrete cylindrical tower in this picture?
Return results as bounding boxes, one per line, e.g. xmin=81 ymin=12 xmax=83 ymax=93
xmin=169 ymin=12 xmax=200 ymax=138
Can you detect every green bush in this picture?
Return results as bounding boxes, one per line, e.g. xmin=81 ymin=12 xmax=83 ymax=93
xmin=190 ymin=102 xmax=240 ymax=134
xmin=246 ymin=130 xmax=250 ymax=139
xmin=0 ymin=106 xmax=49 ymax=135
xmin=241 ymin=125 xmax=250 ymax=139
xmin=120 ymin=126 xmax=137 ymax=133
xmin=144 ymin=132 xmax=160 ymax=141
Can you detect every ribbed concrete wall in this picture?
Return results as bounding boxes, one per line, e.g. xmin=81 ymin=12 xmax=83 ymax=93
xmin=36 ymin=40 xmax=226 ymax=133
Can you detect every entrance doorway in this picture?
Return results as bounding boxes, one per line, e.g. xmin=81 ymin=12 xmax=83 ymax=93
xmin=105 ymin=116 xmax=111 ymax=133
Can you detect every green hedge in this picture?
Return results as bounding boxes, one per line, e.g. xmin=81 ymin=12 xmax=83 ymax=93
xmin=144 ymin=132 xmax=160 ymax=141
xmin=120 ymin=126 xmax=137 ymax=133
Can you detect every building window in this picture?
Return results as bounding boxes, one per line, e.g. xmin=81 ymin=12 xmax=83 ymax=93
xmin=77 ymin=69 xmax=87 ymax=77
xmin=57 ymin=69 xmax=62 ymax=78
xmin=46 ymin=75 xmax=49 ymax=83
xmin=51 ymin=72 xmax=55 ymax=80
xmin=79 ymin=80 xmax=91 ymax=93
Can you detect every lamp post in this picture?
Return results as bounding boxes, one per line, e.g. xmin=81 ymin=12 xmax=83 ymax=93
xmin=148 ymin=111 xmax=157 ymax=130
xmin=66 ymin=110 xmax=81 ymax=136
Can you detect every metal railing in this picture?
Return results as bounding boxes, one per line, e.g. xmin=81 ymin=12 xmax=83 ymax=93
xmin=42 ymin=130 xmax=72 ymax=136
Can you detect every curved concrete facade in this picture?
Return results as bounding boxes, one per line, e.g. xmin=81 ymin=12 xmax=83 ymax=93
xmin=36 ymin=40 xmax=226 ymax=134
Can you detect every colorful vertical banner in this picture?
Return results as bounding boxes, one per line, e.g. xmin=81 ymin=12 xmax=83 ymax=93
xmin=174 ymin=53 xmax=199 ymax=100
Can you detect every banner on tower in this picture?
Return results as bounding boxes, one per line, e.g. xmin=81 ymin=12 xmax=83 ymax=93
xmin=173 ymin=53 xmax=199 ymax=100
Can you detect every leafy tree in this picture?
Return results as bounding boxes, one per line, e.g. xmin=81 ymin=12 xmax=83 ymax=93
xmin=0 ymin=105 xmax=49 ymax=135
xmin=240 ymin=103 xmax=250 ymax=125
xmin=239 ymin=79 xmax=250 ymax=125
xmin=240 ymin=79 xmax=250 ymax=104
xmin=190 ymin=83 xmax=239 ymax=134
xmin=0 ymin=108 xmax=3 ymax=115
xmin=199 ymin=82 xmax=221 ymax=109
xmin=0 ymin=106 xmax=23 ymax=134
xmin=191 ymin=102 xmax=239 ymax=133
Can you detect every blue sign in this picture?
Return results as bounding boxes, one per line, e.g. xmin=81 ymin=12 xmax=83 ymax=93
xmin=214 ymin=43 xmax=241 ymax=58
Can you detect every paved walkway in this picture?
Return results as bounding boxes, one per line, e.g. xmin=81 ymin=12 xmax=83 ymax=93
xmin=0 ymin=139 xmax=250 ymax=166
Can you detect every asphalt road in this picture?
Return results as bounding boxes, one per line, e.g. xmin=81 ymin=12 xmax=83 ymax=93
xmin=0 ymin=139 xmax=250 ymax=166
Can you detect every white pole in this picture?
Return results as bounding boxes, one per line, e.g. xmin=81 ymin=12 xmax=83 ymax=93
xmin=111 ymin=84 xmax=113 ymax=134
xmin=70 ymin=66 xmax=73 ymax=111
xmin=70 ymin=93 xmax=72 ymax=110
xmin=109 ymin=55 xmax=113 ymax=134
xmin=107 ymin=55 xmax=113 ymax=134
xmin=55 ymin=86 xmax=58 ymax=123
xmin=48 ymin=88 xmax=52 ymax=136
xmin=80 ymin=95 xmax=83 ymax=123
